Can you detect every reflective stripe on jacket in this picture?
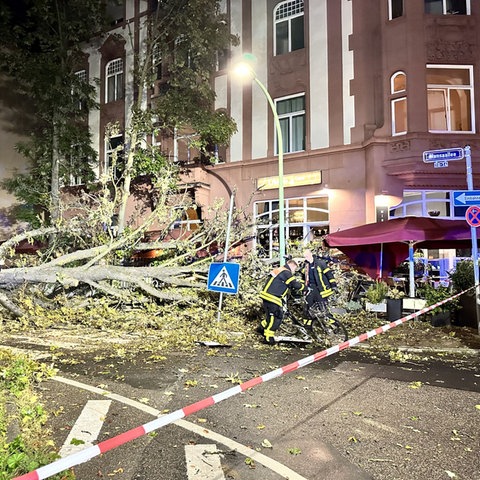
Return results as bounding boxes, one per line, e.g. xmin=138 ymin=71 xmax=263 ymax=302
xmin=303 ymin=258 xmax=337 ymax=299
xmin=260 ymin=266 xmax=304 ymax=307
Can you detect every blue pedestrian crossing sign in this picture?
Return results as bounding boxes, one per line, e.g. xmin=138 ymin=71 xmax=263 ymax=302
xmin=207 ymin=262 xmax=240 ymax=294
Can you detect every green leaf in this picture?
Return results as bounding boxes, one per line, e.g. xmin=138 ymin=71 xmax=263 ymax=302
xmin=288 ymin=447 xmax=302 ymax=455
xmin=408 ymin=381 xmax=423 ymax=389
xmin=70 ymin=438 xmax=85 ymax=446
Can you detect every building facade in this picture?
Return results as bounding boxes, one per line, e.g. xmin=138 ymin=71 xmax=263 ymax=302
xmin=1 ymin=0 xmax=480 ymax=262
xmin=209 ymin=0 xmax=480 ymax=258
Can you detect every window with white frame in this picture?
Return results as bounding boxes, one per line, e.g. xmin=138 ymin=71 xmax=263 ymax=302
xmin=75 ymin=69 xmax=87 ymax=82
xmin=274 ymin=0 xmax=304 ymax=56
xmin=152 ymin=44 xmax=163 ymax=81
xmin=105 ymin=134 xmax=124 ymax=181
xmin=427 ymin=65 xmax=474 ymax=133
xmin=106 ymin=58 xmax=123 ymax=103
xmin=174 ymin=35 xmax=193 ymax=69
xmin=255 ymin=196 xmax=329 ymax=258
xmin=275 ymin=94 xmax=306 ymax=154
xmin=388 ymin=0 xmax=404 ymax=19
xmin=391 ymin=71 xmax=407 ymax=135
xmin=424 ymin=0 xmax=470 ymax=15
xmin=67 ymin=144 xmax=86 ymax=186
xmin=390 ymin=191 xmax=454 ymax=218
xmin=73 ymin=69 xmax=87 ymax=111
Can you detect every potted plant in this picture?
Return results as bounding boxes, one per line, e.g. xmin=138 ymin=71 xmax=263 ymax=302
xmin=449 ymin=260 xmax=476 ymax=328
xmin=421 ymin=284 xmax=459 ymax=327
xmin=386 ymin=287 xmax=405 ymax=321
xmin=364 ymin=281 xmax=389 ymax=313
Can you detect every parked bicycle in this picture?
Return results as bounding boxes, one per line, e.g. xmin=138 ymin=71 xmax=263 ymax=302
xmin=278 ymin=294 xmax=348 ymax=347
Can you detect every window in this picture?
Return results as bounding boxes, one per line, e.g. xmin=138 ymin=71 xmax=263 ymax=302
xmin=388 ymin=0 xmax=404 ymax=19
xmin=152 ymin=44 xmax=163 ymax=81
xmin=390 ymin=190 xmax=455 ymax=218
xmin=390 ymin=72 xmax=407 ymax=135
xmin=64 ymin=141 xmax=95 ymax=187
xmin=174 ymin=35 xmax=193 ymax=69
xmin=105 ymin=134 xmax=124 ymax=181
xmin=274 ymin=0 xmax=304 ymax=56
xmin=106 ymin=0 xmax=124 ymax=25
xmin=254 ymin=196 xmax=329 ymax=259
xmin=275 ymin=94 xmax=306 ymax=154
xmin=425 ymin=0 xmax=470 ymax=15
xmin=66 ymin=144 xmax=87 ymax=186
xmin=73 ymin=69 xmax=88 ymax=111
xmin=427 ymin=65 xmax=474 ymax=133
xmin=106 ymin=58 xmax=123 ymax=103
xmin=75 ymin=69 xmax=87 ymax=83
xmin=216 ymin=48 xmax=229 ymax=71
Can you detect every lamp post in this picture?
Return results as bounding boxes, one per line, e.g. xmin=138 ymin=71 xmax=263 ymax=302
xmin=233 ymin=54 xmax=286 ymax=265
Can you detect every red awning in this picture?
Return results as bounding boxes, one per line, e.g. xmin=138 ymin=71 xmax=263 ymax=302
xmin=324 ymin=216 xmax=474 ymax=279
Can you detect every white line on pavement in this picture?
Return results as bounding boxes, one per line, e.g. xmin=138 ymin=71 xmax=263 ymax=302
xmin=58 ymin=399 xmax=111 ymax=458
xmin=53 ymin=375 xmax=308 ymax=479
xmin=185 ymin=444 xmax=226 ymax=480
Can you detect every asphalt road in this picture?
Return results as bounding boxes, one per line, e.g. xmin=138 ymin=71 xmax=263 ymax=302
xmin=3 ymin=339 xmax=480 ymax=480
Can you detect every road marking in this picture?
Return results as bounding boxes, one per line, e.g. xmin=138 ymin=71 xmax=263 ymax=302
xmin=58 ymin=400 xmax=111 ymax=458
xmin=53 ymin=376 xmax=308 ymax=479
xmin=185 ymin=444 xmax=225 ymax=479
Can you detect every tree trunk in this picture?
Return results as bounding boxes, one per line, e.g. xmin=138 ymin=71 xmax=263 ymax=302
xmin=116 ymin=129 xmax=137 ymax=235
xmin=50 ymin=123 xmax=61 ymax=224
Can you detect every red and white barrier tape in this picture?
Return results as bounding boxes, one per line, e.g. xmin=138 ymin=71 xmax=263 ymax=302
xmin=13 ymin=288 xmax=472 ymax=480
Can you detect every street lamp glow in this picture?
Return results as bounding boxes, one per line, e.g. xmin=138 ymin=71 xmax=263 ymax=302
xmin=232 ymin=62 xmax=253 ymax=79
xmin=232 ymin=54 xmax=286 ymax=266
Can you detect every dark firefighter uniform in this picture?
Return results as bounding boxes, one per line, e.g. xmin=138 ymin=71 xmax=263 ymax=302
xmin=301 ymin=255 xmax=337 ymax=327
xmin=259 ymin=260 xmax=304 ymax=344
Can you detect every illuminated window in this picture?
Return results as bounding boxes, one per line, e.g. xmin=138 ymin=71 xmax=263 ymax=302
xmin=391 ymin=72 xmax=407 ymax=135
xmin=254 ymin=196 xmax=328 ymax=258
xmin=427 ymin=65 xmax=474 ymax=133
xmin=390 ymin=190 xmax=454 ymax=218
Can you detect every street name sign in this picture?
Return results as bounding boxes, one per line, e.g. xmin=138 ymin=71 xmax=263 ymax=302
xmin=452 ymin=190 xmax=480 ymax=207
xmin=423 ymin=147 xmax=464 ymax=163
xmin=207 ymin=262 xmax=240 ymax=294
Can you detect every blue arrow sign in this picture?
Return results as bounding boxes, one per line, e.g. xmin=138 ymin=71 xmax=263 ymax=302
xmin=452 ymin=190 xmax=480 ymax=207
xmin=423 ymin=147 xmax=464 ymax=163
xmin=207 ymin=262 xmax=240 ymax=294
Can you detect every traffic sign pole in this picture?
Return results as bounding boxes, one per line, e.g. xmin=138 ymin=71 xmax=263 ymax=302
xmin=463 ymin=146 xmax=480 ymax=335
xmin=217 ymin=193 xmax=235 ymax=322
xmin=425 ymin=145 xmax=479 ymax=333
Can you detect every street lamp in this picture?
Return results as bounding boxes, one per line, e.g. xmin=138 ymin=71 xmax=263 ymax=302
xmin=233 ymin=54 xmax=286 ymax=266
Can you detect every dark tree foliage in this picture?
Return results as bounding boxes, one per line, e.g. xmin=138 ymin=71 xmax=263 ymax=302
xmin=0 ymin=0 xmax=108 ymax=224
xmin=148 ymin=0 xmax=239 ymax=146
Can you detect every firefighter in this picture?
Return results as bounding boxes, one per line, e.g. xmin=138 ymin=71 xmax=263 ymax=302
xmin=259 ymin=259 xmax=304 ymax=345
xmin=301 ymin=249 xmax=337 ymax=327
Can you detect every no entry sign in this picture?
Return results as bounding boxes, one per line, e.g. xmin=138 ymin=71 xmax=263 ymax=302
xmin=465 ymin=205 xmax=480 ymax=228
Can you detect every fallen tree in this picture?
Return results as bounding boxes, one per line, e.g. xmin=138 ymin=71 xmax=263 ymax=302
xmin=0 ymin=184 xmax=254 ymax=319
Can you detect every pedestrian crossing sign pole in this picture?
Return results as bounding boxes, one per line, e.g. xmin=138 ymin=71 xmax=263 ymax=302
xmin=207 ymin=262 xmax=240 ymax=294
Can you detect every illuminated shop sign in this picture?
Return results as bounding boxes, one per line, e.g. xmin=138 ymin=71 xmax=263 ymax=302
xmin=257 ymin=171 xmax=322 ymax=190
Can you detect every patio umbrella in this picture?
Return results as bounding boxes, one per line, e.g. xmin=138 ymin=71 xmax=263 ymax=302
xmin=324 ymin=216 xmax=476 ymax=297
